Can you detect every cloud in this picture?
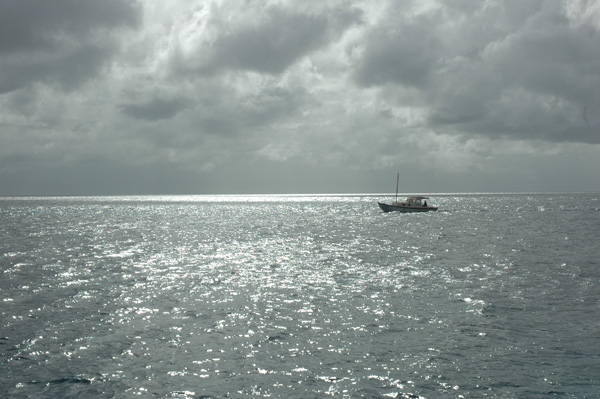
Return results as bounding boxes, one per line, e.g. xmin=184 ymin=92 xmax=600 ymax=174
xmin=120 ymin=96 xmax=190 ymax=121
xmin=168 ymin=3 xmax=363 ymax=76
xmin=1 ymin=0 xmax=599 ymax=195
xmin=0 ymin=0 xmax=141 ymax=93
xmin=352 ymin=8 xmax=441 ymax=88
xmin=352 ymin=0 xmax=600 ymax=143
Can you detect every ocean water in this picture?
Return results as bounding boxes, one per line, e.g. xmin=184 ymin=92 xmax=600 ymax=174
xmin=1 ymin=193 xmax=599 ymax=398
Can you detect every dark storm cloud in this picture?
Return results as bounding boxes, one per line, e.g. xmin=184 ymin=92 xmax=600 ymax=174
xmin=209 ymin=8 xmax=328 ymax=74
xmin=352 ymin=1 xmax=600 ymax=144
xmin=1 ymin=44 xmax=115 ymax=93
xmin=0 ymin=0 xmax=141 ymax=92
xmin=353 ymin=11 xmax=440 ymax=88
xmin=120 ymin=97 xmax=190 ymax=121
xmin=175 ymin=5 xmax=363 ymax=76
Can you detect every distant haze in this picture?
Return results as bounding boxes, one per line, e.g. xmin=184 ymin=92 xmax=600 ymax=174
xmin=1 ymin=0 xmax=599 ymax=195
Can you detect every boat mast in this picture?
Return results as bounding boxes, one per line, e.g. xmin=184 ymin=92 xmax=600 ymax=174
xmin=395 ymin=172 xmax=399 ymax=202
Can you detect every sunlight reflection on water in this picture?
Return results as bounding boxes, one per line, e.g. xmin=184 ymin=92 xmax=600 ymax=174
xmin=1 ymin=193 xmax=599 ymax=398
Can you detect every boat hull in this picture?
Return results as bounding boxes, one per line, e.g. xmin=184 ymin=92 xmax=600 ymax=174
xmin=378 ymin=202 xmax=438 ymax=213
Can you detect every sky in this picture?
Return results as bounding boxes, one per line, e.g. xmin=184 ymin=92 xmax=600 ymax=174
xmin=1 ymin=0 xmax=599 ymax=195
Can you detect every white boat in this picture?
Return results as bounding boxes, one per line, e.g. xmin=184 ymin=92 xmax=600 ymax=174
xmin=378 ymin=173 xmax=438 ymax=213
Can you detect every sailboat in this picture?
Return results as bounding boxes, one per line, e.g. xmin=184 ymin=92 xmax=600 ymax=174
xmin=378 ymin=173 xmax=438 ymax=213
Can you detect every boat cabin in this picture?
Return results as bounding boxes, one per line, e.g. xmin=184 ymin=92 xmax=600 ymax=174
xmin=393 ymin=196 xmax=430 ymax=207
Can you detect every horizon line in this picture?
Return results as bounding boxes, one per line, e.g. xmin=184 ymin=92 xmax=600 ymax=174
xmin=1 ymin=190 xmax=598 ymax=199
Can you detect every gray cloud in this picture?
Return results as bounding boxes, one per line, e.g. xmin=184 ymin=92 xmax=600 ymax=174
xmin=171 ymin=4 xmax=362 ymax=76
xmin=0 ymin=0 xmax=141 ymax=92
xmin=1 ymin=44 xmax=116 ymax=93
xmin=1 ymin=0 xmax=599 ymax=195
xmin=208 ymin=8 xmax=330 ymax=75
xmin=352 ymin=1 xmax=600 ymax=143
xmin=353 ymin=10 xmax=441 ymax=88
xmin=120 ymin=97 xmax=190 ymax=121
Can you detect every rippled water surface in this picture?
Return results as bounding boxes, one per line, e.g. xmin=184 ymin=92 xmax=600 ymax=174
xmin=1 ymin=193 xmax=599 ymax=398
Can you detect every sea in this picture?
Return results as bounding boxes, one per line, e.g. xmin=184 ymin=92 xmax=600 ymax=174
xmin=1 ymin=193 xmax=599 ymax=399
